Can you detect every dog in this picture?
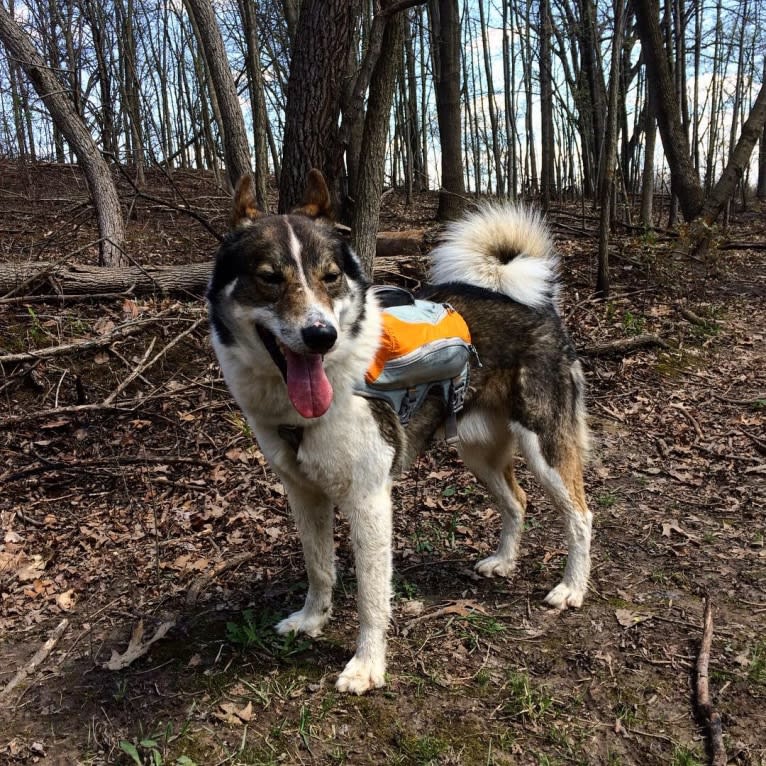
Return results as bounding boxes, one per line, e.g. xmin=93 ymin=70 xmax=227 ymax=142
xmin=207 ymin=170 xmax=592 ymax=694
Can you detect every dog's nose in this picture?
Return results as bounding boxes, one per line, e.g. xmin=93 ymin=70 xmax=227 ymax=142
xmin=301 ymin=322 xmax=337 ymax=354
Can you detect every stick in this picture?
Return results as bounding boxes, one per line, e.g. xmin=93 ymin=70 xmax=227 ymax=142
xmin=0 ymin=618 xmax=69 ymax=703
xmin=581 ymin=334 xmax=670 ymax=357
xmin=0 ymin=317 xmax=158 ymax=365
xmin=695 ymin=596 xmax=727 ymax=766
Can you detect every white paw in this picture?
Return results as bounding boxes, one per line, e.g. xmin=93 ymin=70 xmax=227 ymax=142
xmin=474 ymin=555 xmax=517 ymax=578
xmin=275 ymin=607 xmax=330 ymax=638
xmin=335 ymin=654 xmax=386 ymax=695
xmin=544 ymin=582 xmax=585 ymax=609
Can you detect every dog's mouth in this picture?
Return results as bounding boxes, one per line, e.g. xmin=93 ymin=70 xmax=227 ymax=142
xmin=257 ymin=326 xmax=334 ymax=419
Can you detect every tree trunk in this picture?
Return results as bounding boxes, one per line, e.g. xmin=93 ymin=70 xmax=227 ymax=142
xmin=0 ymin=5 xmax=127 ymax=266
xmin=429 ymin=0 xmax=466 ymax=220
xmin=634 ymin=0 xmax=704 ymax=221
xmin=351 ymin=13 xmax=405 ymax=276
xmin=539 ymin=0 xmax=554 ymax=209
xmin=640 ymin=79 xmax=657 ymax=227
xmin=279 ymin=0 xmax=358 ymax=213
xmin=597 ymin=0 xmax=625 ymax=298
xmin=238 ymin=0 xmax=270 ymax=209
xmin=758 ymin=61 xmax=766 ymax=199
xmin=184 ymin=0 xmax=252 ymax=192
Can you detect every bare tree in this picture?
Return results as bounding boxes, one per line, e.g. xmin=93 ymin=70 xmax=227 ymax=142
xmin=0 ymin=3 xmax=127 ymax=266
xmin=635 ymin=0 xmax=766 ymax=226
xmin=184 ymin=0 xmax=252 ymax=191
xmin=429 ymin=0 xmax=466 ymax=219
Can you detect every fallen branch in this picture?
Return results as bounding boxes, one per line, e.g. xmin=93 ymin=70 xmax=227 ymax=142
xmin=0 ymin=618 xmax=70 ymax=704
xmin=695 ymin=596 xmax=727 ymax=766
xmin=676 ymin=305 xmax=723 ymax=327
xmin=581 ymin=334 xmax=670 ymax=357
xmin=0 ymin=236 xmax=423 ymax=296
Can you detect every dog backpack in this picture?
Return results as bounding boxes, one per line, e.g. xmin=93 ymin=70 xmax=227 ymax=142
xmin=355 ymin=286 xmax=478 ymax=441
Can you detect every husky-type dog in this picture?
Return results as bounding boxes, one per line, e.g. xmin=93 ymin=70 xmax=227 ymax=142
xmin=208 ymin=170 xmax=592 ymax=694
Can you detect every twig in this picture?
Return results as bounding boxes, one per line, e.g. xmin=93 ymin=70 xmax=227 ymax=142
xmin=581 ymin=334 xmax=670 ymax=357
xmin=1 ymin=454 xmax=211 ymax=484
xmin=104 ymin=316 xmax=205 ymax=406
xmin=0 ymin=317 xmax=159 ymax=365
xmin=695 ymin=596 xmax=727 ymax=766
xmin=670 ymin=402 xmax=704 ymax=440
xmin=0 ymin=618 xmax=70 ymax=704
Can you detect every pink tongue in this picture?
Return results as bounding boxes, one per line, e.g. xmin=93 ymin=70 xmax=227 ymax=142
xmin=283 ymin=349 xmax=334 ymax=418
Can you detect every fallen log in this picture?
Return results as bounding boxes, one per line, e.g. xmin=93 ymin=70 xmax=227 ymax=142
xmin=0 ymin=232 xmax=427 ymax=297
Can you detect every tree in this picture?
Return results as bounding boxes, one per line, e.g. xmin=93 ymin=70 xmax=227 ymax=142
xmin=429 ymin=0 xmax=466 ymax=220
xmin=634 ymin=0 xmax=766 ymax=226
xmin=351 ymin=11 xmax=406 ymax=275
xmin=278 ymin=0 xmax=360 ymax=213
xmin=183 ymin=0 xmax=252 ymax=191
xmin=0 ymin=4 xmax=127 ymax=266
xmin=596 ymin=0 xmax=626 ymax=298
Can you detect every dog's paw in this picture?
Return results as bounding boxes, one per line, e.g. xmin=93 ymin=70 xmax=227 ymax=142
xmin=544 ymin=582 xmax=585 ymax=609
xmin=335 ymin=654 xmax=386 ymax=695
xmin=474 ymin=555 xmax=516 ymax=578
xmin=275 ymin=608 xmax=329 ymax=638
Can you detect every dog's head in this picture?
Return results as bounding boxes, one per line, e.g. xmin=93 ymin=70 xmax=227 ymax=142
xmin=208 ymin=170 xmax=370 ymax=420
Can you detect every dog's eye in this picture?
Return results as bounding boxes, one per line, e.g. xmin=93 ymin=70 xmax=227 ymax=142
xmin=323 ymin=271 xmax=341 ymax=284
xmin=257 ymin=271 xmax=284 ymax=286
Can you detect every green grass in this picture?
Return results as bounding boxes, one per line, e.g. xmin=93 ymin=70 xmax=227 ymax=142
xmin=503 ymin=671 xmax=554 ymax=722
xmin=225 ymin=609 xmax=312 ymax=658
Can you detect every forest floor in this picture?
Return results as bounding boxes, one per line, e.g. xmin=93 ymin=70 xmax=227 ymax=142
xmin=0 ymin=161 xmax=764 ymax=766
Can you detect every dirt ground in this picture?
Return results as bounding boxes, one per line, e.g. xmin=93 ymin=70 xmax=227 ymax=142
xmin=0 ymin=161 xmax=764 ymax=766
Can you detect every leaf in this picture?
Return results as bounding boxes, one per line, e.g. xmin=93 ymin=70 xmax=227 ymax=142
xmin=119 ymin=741 xmax=143 ymax=766
xmin=56 ymin=589 xmax=76 ymax=611
xmin=615 ymin=608 xmax=652 ymax=627
xmin=104 ymin=619 xmax=176 ymax=670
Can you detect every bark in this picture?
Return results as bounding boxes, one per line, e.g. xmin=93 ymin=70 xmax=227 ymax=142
xmin=278 ymin=0 xmax=358 ymax=213
xmin=597 ymin=0 xmax=626 ymax=298
xmin=640 ymin=80 xmax=657 ymax=227
xmin=238 ymin=0 xmax=270 ymax=208
xmin=0 ymin=5 xmax=127 ymax=266
xmin=429 ymin=0 xmax=466 ymax=220
xmin=351 ymin=12 xmax=405 ymax=276
xmin=184 ymin=0 xmax=252 ymax=191
xmin=634 ymin=0 xmax=704 ymax=220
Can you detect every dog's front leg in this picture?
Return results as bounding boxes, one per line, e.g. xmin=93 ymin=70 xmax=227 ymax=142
xmin=276 ymin=483 xmax=335 ymax=637
xmin=335 ymin=484 xmax=393 ymax=694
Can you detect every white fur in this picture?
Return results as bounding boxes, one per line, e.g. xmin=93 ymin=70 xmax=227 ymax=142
xmin=511 ymin=423 xmax=592 ymax=608
xmin=429 ymin=203 xmax=559 ymax=309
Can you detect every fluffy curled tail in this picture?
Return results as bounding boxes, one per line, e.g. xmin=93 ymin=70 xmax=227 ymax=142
xmin=429 ymin=203 xmax=559 ymax=310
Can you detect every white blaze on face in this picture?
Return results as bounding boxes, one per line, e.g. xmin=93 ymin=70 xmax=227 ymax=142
xmin=280 ymin=220 xmax=336 ymax=419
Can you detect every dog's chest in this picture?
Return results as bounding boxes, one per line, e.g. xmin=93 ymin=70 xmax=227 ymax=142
xmin=292 ymin=399 xmax=396 ymax=500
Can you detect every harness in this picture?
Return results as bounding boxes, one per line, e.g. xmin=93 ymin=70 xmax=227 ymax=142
xmin=354 ymin=286 xmax=478 ymax=442
xmin=278 ymin=286 xmax=479 ymax=451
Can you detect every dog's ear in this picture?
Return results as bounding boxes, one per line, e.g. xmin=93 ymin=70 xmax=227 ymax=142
xmin=292 ymin=169 xmax=334 ymax=220
xmin=230 ymin=174 xmax=261 ymax=229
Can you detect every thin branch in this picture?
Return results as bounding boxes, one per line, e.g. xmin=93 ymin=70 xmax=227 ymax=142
xmin=695 ymin=596 xmax=727 ymax=766
xmin=0 ymin=618 xmax=70 ymax=704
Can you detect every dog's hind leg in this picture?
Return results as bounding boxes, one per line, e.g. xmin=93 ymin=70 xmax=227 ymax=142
xmin=276 ymin=483 xmax=335 ymax=637
xmin=335 ymin=484 xmax=393 ymax=695
xmin=512 ymin=425 xmax=592 ymax=609
xmin=458 ymin=413 xmax=526 ymax=578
